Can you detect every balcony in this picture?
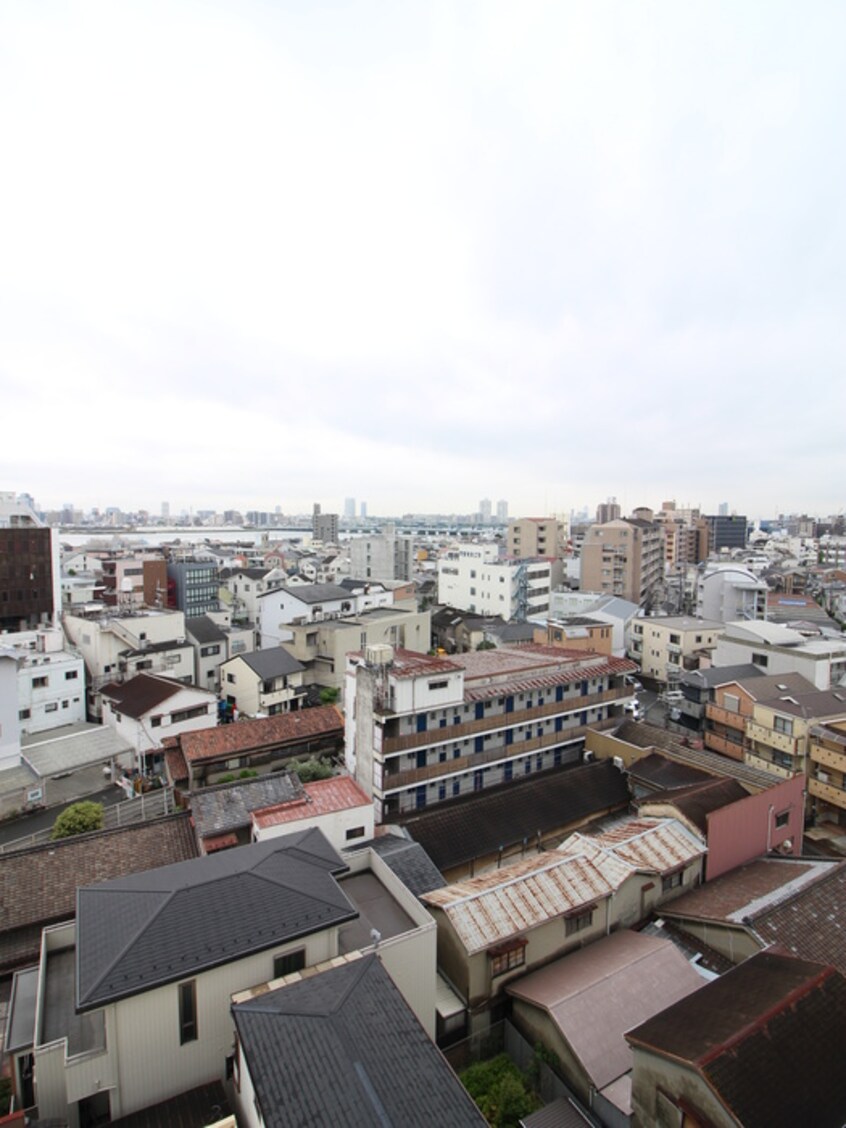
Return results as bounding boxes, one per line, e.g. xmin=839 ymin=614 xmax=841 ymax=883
xmin=705 ymin=703 xmax=747 ymax=731
xmin=809 ymin=776 xmax=846 ymax=811
xmin=810 ymin=742 xmax=846 ymax=775
xmin=380 ymin=688 xmax=627 ymax=755
xmin=703 ymin=732 xmax=745 ymax=761
xmin=382 ymin=716 xmax=618 ymax=792
xmin=746 ymin=721 xmax=800 ymax=756
xmin=745 ymin=751 xmax=797 ymax=781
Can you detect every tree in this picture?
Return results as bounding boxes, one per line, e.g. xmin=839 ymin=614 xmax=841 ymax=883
xmin=51 ymin=801 xmax=105 ymax=840
xmin=319 ymin=686 xmax=340 ymax=704
xmin=289 ymin=758 xmax=333 ymax=783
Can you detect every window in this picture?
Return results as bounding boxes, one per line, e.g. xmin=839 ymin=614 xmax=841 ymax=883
xmin=723 ymin=693 xmax=740 ymax=713
xmin=489 ymin=942 xmax=526 ymax=977
xmin=662 ymin=870 xmax=684 ymax=892
xmin=752 ymin=653 xmax=769 ymax=668
xmin=273 ymin=949 xmax=306 ymax=978
xmin=428 ymin=680 xmax=448 ymax=691
xmin=345 ymin=826 xmax=366 ymax=840
xmin=178 ymin=980 xmax=198 ymax=1044
xmin=45 ymin=702 xmax=58 ymax=713
xmin=172 ymin=705 xmax=209 ymax=724
xmin=200 ymin=644 xmax=221 ymax=657
xmin=773 ymin=715 xmax=793 ymax=736
xmin=775 ymin=810 xmax=791 ymax=828
xmin=18 ymin=708 xmax=30 ymax=720
xmin=32 ymin=676 xmax=48 ymax=689
xmin=65 ymin=670 xmax=78 ymax=680
xmin=151 ymin=716 xmax=162 ymax=727
xmin=565 ymin=909 xmax=594 ymax=936
xmin=227 ymin=673 xmax=235 ymax=684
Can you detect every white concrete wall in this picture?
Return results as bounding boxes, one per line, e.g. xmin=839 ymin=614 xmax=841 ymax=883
xmin=254 ymin=802 xmax=374 ymax=852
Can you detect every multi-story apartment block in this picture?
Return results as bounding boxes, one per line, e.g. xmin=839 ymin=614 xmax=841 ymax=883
xmin=437 ymin=545 xmax=560 ymax=621
xmin=166 ymin=559 xmax=219 ymax=617
xmin=705 ymin=513 xmax=748 ymax=553
xmin=745 ymin=686 xmax=846 ymax=783
xmin=628 ymin=616 xmax=722 ymax=682
xmin=579 ymin=518 xmax=664 ymax=608
xmin=702 ymin=671 xmax=811 ymax=761
xmin=808 ymin=718 xmax=846 ymax=825
xmin=100 ymin=553 xmax=167 ymax=609
xmin=349 ymin=524 xmax=414 ymax=582
xmin=596 ymin=497 xmax=621 ymax=525
xmin=312 ymin=503 xmax=339 ymax=544
xmin=7 ymin=627 xmax=86 ymax=735
xmin=507 ymin=517 xmax=567 ymax=560
xmin=345 ymin=644 xmax=637 ymax=821
xmin=0 ymin=492 xmax=60 ymax=631
xmin=818 ymin=536 xmax=846 ymax=568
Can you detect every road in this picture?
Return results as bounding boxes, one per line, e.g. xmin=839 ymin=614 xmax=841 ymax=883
xmin=0 ymin=784 xmax=126 ymax=848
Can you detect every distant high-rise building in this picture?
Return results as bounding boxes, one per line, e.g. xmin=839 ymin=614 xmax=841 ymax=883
xmin=718 ymin=502 xmax=729 ymax=516
xmin=479 ymin=498 xmax=492 ymax=524
xmin=313 ymin=503 xmax=339 ymax=544
xmin=580 ymin=517 xmax=664 ymax=607
xmin=496 ymin=499 xmax=508 ymax=522
xmin=360 ymin=502 xmax=367 ymax=519
xmin=705 ymin=514 xmax=748 ymax=553
xmin=161 ymin=501 xmax=170 ymax=520
xmin=0 ymin=492 xmax=59 ymax=630
xmin=344 ymin=497 xmax=356 ymax=519
xmin=596 ymin=497 xmax=621 ymax=525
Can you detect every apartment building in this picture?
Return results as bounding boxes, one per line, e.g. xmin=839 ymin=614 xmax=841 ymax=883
xmin=7 ymin=627 xmax=86 ymax=735
xmin=100 ymin=553 xmax=167 ymax=609
xmin=437 ymin=544 xmax=561 ymax=621
xmin=507 ymin=517 xmax=567 ymax=560
xmin=0 ymin=492 xmax=60 ymax=631
xmin=808 ymin=719 xmax=846 ymax=825
xmin=696 ymin=563 xmax=768 ymax=622
xmin=702 ymin=672 xmax=812 ymax=761
xmin=579 ymin=518 xmax=664 ymax=607
xmin=628 ymin=616 xmax=722 ymax=683
xmin=166 ymin=559 xmax=219 ymax=617
xmin=349 ymin=524 xmax=414 ymax=582
xmin=745 ymin=686 xmax=846 ymax=784
xmin=345 ymin=644 xmax=637 ymax=821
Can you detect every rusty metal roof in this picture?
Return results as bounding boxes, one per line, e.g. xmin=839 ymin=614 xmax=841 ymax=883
xmin=581 ymin=816 xmax=706 ymax=876
xmin=421 ymin=845 xmax=632 ymax=954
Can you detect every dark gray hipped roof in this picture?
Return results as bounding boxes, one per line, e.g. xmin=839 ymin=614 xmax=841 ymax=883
xmin=233 ymin=955 xmax=486 ymax=1127
xmin=75 ymin=829 xmax=355 ymax=1010
xmin=257 ymin=582 xmax=351 ymax=603
xmin=185 ymin=615 xmax=227 ymax=645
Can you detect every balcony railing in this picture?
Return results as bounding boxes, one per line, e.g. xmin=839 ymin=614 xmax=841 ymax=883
xmin=809 ymin=776 xmax=846 ymax=810
xmin=703 ymin=733 xmax=745 ymax=761
xmin=746 ymin=722 xmax=800 ymax=756
xmin=380 ymin=688 xmax=627 ymax=755
xmin=810 ymin=742 xmax=846 ymax=776
xmin=382 ymin=716 xmax=618 ymax=792
xmin=705 ymin=703 xmax=747 ymax=731
xmin=745 ymin=751 xmax=797 ymax=781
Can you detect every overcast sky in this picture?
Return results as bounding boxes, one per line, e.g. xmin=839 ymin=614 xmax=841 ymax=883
xmin=2 ymin=1 xmax=844 ymax=521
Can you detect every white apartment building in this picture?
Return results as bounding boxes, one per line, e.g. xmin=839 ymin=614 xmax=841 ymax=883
xmin=437 ymin=545 xmax=560 ymax=621
xmin=8 ymin=627 xmax=86 ymax=734
xmin=257 ymin=582 xmax=394 ymax=649
xmin=345 ymin=644 xmax=636 ymax=821
xmin=350 ymin=524 xmax=414 ymax=582
xmin=713 ymin=621 xmax=846 ymax=690
xmin=629 ymin=616 xmax=723 ymax=683
xmin=696 ymin=564 xmax=768 ymax=623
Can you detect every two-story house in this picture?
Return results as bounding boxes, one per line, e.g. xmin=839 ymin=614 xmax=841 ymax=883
xmin=218 ymin=649 xmax=307 ymax=717
xmin=257 ymin=582 xmax=393 ymax=648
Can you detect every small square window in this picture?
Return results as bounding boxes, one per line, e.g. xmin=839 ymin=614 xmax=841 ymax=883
xmin=273 ymin=949 xmax=306 ymax=978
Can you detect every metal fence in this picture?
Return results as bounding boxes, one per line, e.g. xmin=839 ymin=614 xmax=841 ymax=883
xmin=0 ymin=786 xmax=176 ymax=854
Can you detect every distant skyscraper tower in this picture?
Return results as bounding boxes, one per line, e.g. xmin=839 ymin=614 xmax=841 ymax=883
xmin=718 ymin=502 xmax=729 ymax=516
xmin=596 ymin=497 xmax=621 ymax=525
xmin=344 ymin=497 xmax=356 ymax=518
xmin=479 ymin=498 xmax=492 ymax=524
xmin=161 ymin=501 xmax=170 ymax=520
xmin=360 ymin=501 xmax=367 ymax=519
xmin=496 ymin=499 xmax=508 ymax=522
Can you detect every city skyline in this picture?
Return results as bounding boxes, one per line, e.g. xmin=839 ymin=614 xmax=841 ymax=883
xmin=2 ymin=3 xmax=844 ymax=518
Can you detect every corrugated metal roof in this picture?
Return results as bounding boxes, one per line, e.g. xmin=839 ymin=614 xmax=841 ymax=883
xmin=583 ymin=817 xmax=706 ymax=875
xmin=421 ymin=847 xmax=631 ymax=954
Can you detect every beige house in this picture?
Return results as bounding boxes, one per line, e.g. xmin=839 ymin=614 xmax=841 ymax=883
xmin=629 ymin=615 xmax=722 ymax=683
xmin=218 ymin=648 xmax=306 ymax=716
xmin=536 ymin=616 xmax=613 ymax=656
xmin=745 ymin=686 xmax=846 ymax=784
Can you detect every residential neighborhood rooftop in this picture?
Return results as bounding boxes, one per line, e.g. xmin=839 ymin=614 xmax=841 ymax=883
xmin=252 ymin=775 xmax=371 ymax=829
xmin=99 ymin=672 xmax=198 ymax=718
xmin=165 ymin=705 xmax=343 ymax=764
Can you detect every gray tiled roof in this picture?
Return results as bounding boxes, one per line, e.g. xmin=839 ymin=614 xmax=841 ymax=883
xmin=75 ymin=829 xmax=355 ymax=1010
xmin=190 ymin=773 xmax=305 ymax=838
xmin=233 ymin=954 xmax=486 ymax=1127
xmin=257 ymin=582 xmax=351 ymax=603
xmin=232 ymin=648 xmax=304 ymax=679
xmin=185 ymin=615 xmax=227 ymax=645
xmin=346 ymin=833 xmax=446 ymax=898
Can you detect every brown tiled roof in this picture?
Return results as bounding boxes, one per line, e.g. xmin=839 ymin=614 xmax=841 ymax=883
xmin=0 ymin=813 xmax=198 ymax=974
xmin=660 ymin=857 xmax=834 ymax=925
xmin=752 ymin=860 xmax=846 ymax=974
xmin=175 ymin=706 xmax=343 ymax=764
xmin=637 ymin=778 xmax=749 ymax=833
xmin=164 ymin=745 xmax=189 ymax=783
xmin=627 ymin=951 xmax=846 ymax=1128
xmin=99 ymin=673 xmax=188 ymax=718
xmin=627 ymin=752 xmax=713 ymax=792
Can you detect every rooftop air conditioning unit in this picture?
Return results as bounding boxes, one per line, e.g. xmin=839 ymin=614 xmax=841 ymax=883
xmin=365 ymin=644 xmax=394 ymax=668
xmin=612 ymin=755 xmax=625 ymax=771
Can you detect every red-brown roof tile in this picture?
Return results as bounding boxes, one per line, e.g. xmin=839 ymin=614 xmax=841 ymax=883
xmin=177 ymin=706 xmax=343 ymax=764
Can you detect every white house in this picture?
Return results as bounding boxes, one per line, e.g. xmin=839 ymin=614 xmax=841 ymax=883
xmin=256 ymin=582 xmax=393 ymax=649
xmin=251 ymin=775 xmax=374 ymax=852
xmin=218 ymin=649 xmax=306 ymax=717
xmin=100 ymin=673 xmax=218 ymax=773
xmin=5 ymin=829 xmax=437 ymax=1125
xmin=713 ymin=620 xmax=846 ymax=690
xmin=8 ymin=627 xmax=87 ymax=735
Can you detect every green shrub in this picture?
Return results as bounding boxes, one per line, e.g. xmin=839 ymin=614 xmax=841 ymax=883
xmin=50 ymin=801 xmax=104 ymax=840
xmin=460 ymin=1055 xmax=539 ymax=1127
xmin=289 ymin=758 xmax=333 ymax=783
xmin=238 ymin=769 xmax=258 ymax=779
